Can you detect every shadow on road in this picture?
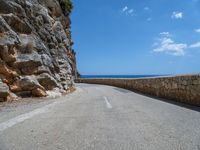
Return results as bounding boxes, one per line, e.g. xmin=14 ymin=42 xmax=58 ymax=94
xmin=113 ymin=87 xmax=132 ymax=93
xmin=113 ymin=86 xmax=200 ymax=113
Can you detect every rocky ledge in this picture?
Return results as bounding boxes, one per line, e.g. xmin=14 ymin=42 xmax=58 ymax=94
xmin=0 ymin=0 xmax=77 ymax=101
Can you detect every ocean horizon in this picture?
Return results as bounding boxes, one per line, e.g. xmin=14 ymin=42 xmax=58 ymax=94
xmin=81 ymin=75 xmax=169 ymax=79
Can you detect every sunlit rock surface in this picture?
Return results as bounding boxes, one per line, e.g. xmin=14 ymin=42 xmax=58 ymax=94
xmin=0 ymin=0 xmax=76 ymax=101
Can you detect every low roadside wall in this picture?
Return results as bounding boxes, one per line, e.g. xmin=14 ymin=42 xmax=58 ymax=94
xmin=76 ymin=74 xmax=200 ymax=106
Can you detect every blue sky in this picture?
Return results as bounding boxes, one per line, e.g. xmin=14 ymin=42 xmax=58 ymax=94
xmin=71 ymin=0 xmax=200 ymax=75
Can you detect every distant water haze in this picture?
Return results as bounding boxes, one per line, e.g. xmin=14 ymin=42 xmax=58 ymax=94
xmin=81 ymin=75 xmax=169 ymax=79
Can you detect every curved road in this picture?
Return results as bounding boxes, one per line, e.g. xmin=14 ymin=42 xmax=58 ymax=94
xmin=0 ymin=83 xmax=200 ymax=150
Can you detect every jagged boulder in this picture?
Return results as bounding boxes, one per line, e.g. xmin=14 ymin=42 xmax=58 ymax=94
xmin=0 ymin=16 xmax=20 ymax=46
xmin=0 ymin=59 xmax=19 ymax=84
xmin=0 ymin=82 xmax=10 ymax=102
xmin=14 ymin=52 xmax=43 ymax=75
xmin=37 ymin=73 xmax=59 ymax=90
xmin=0 ymin=0 xmax=26 ymax=17
xmin=1 ymin=13 xmax=33 ymax=34
xmin=10 ymin=76 xmax=47 ymax=97
xmin=0 ymin=45 xmax=17 ymax=63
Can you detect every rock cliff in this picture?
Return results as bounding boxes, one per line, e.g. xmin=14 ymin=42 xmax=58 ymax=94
xmin=0 ymin=0 xmax=76 ymax=101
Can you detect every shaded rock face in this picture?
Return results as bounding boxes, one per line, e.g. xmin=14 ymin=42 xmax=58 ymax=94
xmin=0 ymin=80 xmax=10 ymax=102
xmin=0 ymin=0 xmax=76 ymax=101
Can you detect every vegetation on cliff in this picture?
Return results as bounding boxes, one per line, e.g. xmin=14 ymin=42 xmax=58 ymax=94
xmin=59 ymin=0 xmax=73 ymax=14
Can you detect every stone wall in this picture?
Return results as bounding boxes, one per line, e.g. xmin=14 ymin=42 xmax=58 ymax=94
xmin=76 ymin=74 xmax=200 ymax=106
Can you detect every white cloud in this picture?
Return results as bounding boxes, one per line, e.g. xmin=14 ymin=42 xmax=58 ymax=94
xmin=190 ymin=42 xmax=200 ymax=48
xmin=122 ymin=6 xmax=128 ymax=12
xmin=153 ymin=32 xmax=200 ymax=55
xmin=147 ymin=17 xmax=152 ymax=21
xmin=160 ymin=32 xmax=171 ymax=37
xmin=195 ymin=28 xmax=200 ymax=33
xmin=128 ymin=9 xmax=134 ymax=14
xmin=171 ymin=12 xmax=183 ymax=19
xmin=144 ymin=7 xmax=150 ymax=11
xmin=121 ymin=6 xmax=134 ymax=16
xmin=153 ymin=33 xmax=187 ymax=56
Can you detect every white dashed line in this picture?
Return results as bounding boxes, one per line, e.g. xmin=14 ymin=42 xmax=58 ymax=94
xmin=104 ymin=96 xmax=112 ymax=109
xmin=0 ymin=101 xmax=60 ymax=132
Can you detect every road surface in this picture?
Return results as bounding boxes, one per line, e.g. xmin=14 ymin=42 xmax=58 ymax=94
xmin=0 ymin=83 xmax=200 ymax=150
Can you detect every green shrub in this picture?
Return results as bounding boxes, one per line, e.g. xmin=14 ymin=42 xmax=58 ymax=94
xmin=59 ymin=0 xmax=73 ymax=14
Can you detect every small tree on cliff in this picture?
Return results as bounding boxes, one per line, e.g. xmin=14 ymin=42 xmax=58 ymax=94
xmin=59 ymin=0 xmax=73 ymax=14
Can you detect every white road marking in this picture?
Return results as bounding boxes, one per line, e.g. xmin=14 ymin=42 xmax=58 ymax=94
xmin=104 ymin=96 xmax=112 ymax=109
xmin=0 ymin=101 xmax=60 ymax=132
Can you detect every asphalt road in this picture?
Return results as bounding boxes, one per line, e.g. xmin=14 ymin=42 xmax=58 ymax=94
xmin=0 ymin=83 xmax=200 ymax=150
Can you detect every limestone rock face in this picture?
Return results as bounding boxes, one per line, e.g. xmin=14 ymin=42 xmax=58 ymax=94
xmin=0 ymin=0 xmax=76 ymax=100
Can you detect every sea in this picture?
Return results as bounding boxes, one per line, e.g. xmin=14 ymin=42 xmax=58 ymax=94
xmin=81 ymin=75 xmax=168 ymax=79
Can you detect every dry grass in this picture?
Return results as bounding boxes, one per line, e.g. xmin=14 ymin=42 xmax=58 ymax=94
xmin=20 ymin=41 xmax=33 ymax=54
